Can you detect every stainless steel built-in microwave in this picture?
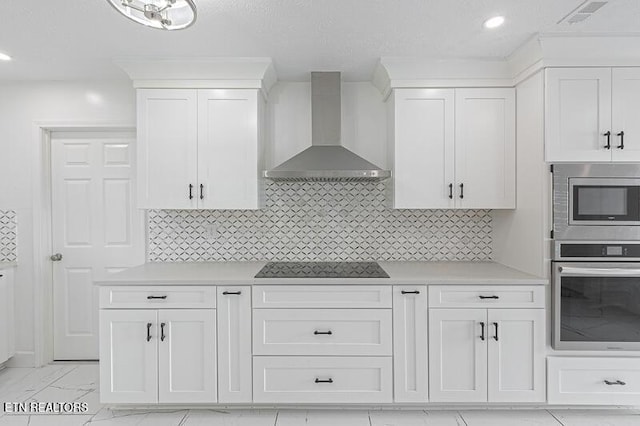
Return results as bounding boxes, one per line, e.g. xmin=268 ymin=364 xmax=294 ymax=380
xmin=553 ymin=164 xmax=640 ymax=240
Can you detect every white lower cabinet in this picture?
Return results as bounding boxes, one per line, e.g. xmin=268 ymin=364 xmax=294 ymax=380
xmin=393 ymin=286 xmax=429 ymax=402
xmin=100 ymin=308 xmax=217 ymax=404
xmin=158 ymin=310 xmax=217 ymax=403
xmin=100 ymin=310 xmax=158 ymax=404
xmin=429 ymin=307 xmax=545 ymax=403
xmin=217 ymin=286 xmax=253 ymax=403
xmin=548 ymin=357 xmax=640 ymax=405
xmin=253 ymin=356 xmax=393 ymax=404
xmin=0 ymin=268 xmax=15 ymax=365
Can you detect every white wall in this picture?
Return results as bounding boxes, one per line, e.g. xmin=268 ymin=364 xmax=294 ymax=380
xmin=0 ymin=81 xmax=136 ymax=364
xmin=0 ymin=79 xmax=387 ymax=365
xmin=492 ymin=70 xmax=550 ymax=278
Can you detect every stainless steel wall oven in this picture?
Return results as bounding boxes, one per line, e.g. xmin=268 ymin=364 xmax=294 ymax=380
xmin=552 ymin=164 xmax=640 ymax=351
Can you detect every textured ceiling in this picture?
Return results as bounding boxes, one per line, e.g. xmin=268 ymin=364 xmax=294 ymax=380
xmin=0 ymin=0 xmax=638 ymax=81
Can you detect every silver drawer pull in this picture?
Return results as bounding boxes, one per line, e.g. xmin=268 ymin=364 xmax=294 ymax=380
xmin=222 ymin=291 xmax=242 ymax=295
xmin=314 ymin=330 xmax=333 ymax=335
xmin=479 ymin=295 xmax=499 ymax=300
xmin=604 ymin=380 xmax=626 ymax=386
xmin=401 ymin=290 xmax=420 ymax=295
xmin=314 ymin=378 xmax=333 ymax=384
xmin=147 ymin=295 xmax=167 ymax=300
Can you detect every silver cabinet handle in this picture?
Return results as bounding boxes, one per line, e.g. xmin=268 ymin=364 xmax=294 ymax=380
xmin=222 ymin=291 xmax=242 ymax=295
xmin=160 ymin=323 xmax=166 ymax=342
xmin=147 ymin=295 xmax=167 ymax=300
xmin=604 ymin=380 xmax=626 ymax=386
xmin=314 ymin=378 xmax=333 ymax=384
xmin=50 ymin=253 xmax=63 ymax=261
xmin=146 ymin=323 xmax=152 ymax=342
xmin=313 ymin=330 xmax=333 ymax=335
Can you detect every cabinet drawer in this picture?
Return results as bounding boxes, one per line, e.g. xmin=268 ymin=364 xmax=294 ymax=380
xmin=428 ymin=285 xmax=544 ymax=308
xmin=253 ymin=286 xmax=392 ymax=308
xmin=253 ymin=309 xmax=392 ymax=356
xmin=548 ymin=357 xmax=640 ymax=405
xmin=99 ymin=286 xmax=216 ymax=309
xmin=253 ymin=356 xmax=392 ymax=403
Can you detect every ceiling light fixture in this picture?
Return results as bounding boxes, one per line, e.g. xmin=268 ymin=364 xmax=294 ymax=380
xmin=106 ymin=0 xmax=197 ymax=30
xmin=0 ymin=52 xmax=12 ymax=61
xmin=483 ymin=16 xmax=505 ymax=29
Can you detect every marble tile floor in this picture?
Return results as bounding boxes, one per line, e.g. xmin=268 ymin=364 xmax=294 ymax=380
xmin=0 ymin=363 xmax=639 ymax=425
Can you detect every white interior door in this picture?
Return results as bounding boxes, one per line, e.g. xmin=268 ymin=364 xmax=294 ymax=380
xmin=51 ymin=131 xmax=145 ymax=360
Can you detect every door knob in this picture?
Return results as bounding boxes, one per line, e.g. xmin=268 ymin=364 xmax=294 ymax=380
xmin=50 ymin=253 xmax=63 ymax=262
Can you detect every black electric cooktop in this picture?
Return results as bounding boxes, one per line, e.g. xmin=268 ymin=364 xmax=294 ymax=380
xmin=255 ymin=261 xmax=390 ymax=279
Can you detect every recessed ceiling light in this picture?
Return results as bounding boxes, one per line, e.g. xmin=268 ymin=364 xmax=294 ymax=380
xmin=0 ymin=52 xmax=12 ymax=61
xmin=483 ymin=16 xmax=505 ymax=29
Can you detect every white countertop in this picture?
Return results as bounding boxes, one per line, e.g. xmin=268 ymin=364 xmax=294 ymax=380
xmin=95 ymin=261 xmax=547 ymax=286
xmin=0 ymin=262 xmax=16 ymax=269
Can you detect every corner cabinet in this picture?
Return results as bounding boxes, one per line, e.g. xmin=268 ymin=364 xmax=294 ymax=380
xmin=387 ymin=88 xmax=515 ymax=209
xmin=428 ymin=285 xmax=546 ymax=403
xmin=137 ymin=88 xmax=265 ymax=210
xmin=546 ymin=67 xmax=640 ymax=162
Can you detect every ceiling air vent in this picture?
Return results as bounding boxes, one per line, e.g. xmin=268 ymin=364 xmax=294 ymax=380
xmin=558 ymin=1 xmax=608 ymax=24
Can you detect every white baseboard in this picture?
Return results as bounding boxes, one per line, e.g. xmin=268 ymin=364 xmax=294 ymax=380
xmin=5 ymin=351 xmax=36 ymax=367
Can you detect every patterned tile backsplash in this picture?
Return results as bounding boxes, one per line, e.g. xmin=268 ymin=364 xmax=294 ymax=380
xmin=148 ymin=182 xmax=492 ymax=262
xmin=0 ymin=210 xmax=17 ymax=262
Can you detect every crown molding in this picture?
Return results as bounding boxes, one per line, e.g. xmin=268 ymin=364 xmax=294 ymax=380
xmin=114 ymin=57 xmax=278 ymax=97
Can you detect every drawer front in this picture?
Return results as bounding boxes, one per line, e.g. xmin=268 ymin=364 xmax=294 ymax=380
xmin=253 ymin=309 xmax=392 ymax=356
xmin=253 ymin=356 xmax=392 ymax=403
xmin=253 ymin=286 xmax=392 ymax=308
xmin=99 ymin=286 xmax=216 ymax=309
xmin=428 ymin=285 xmax=544 ymax=308
xmin=548 ymin=357 xmax=640 ymax=405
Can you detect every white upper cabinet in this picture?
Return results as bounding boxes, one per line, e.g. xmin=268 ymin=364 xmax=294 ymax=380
xmin=546 ymin=67 xmax=640 ymax=162
xmin=137 ymin=88 xmax=264 ymax=210
xmin=198 ymin=90 xmax=263 ymax=209
xmin=612 ymin=68 xmax=640 ymax=162
xmin=389 ymin=89 xmax=455 ymax=209
xmin=545 ymin=68 xmax=612 ymax=162
xmin=388 ymin=87 xmax=515 ymax=209
xmin=455 ymin=89 xmax=516 ymax=209
xmin=138 ymin=89 xmax=198 ymax=209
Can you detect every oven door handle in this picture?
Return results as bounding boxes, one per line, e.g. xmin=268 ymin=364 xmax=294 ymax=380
xmin=559 ymin=266 xmax=640 ymax=276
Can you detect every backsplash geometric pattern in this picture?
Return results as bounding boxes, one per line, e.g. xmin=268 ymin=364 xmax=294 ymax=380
xmin=148 ymin=182 xmax=492 ymax=262
xmin=0 ymin=210 xmax=17 ymax=262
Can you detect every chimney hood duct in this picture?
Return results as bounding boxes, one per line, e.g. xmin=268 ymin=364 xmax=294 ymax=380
xmin=264 ymin=72 xmax=391 ymax=182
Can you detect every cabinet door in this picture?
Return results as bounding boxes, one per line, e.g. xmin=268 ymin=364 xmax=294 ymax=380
xmin=198 ymin=89 xmax=262 ymax=209
xmin=393 ymin=286 xmax=428 ymax=402
xmin=217 ymin=287 xmax=252 ymax=403
xmin=429 ymin=309 xmax=487 ymax=402
xmin=487 ymin=309 xmax=545 ymax=403
xmin=545 ymin=68 xmax=612 ymax=162
xmin=0 ymin=270 xmax=11 ymax=364
xmin=455 ymin=88 xmax=515 ymax=209
xmin=390 ymin=89 xmax=455 ymax=208
xmin=99 ymin=310 xmax=158 ymax=404
xmin=612 ymin=68 xmax=640 ymax=162
xmin=158 ymin=309 xmax=217 ymax=403
xmin=137 ymin=89 xmax=198 ymax=209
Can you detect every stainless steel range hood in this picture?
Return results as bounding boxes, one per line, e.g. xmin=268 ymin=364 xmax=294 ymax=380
xmin=264 ymin=72 xmax=391 ymax=182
